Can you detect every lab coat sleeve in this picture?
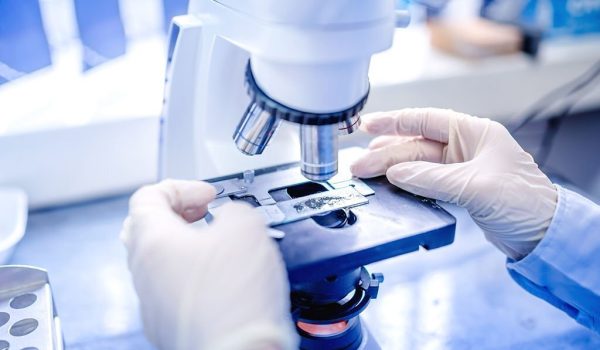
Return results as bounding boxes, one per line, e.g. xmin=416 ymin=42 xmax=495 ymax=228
xmin=506 ymin=184 xmax=600 ymax=332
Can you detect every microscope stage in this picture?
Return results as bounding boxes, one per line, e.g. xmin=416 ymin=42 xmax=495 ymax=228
xmin=277 ymin=176 xmax=455 ymax=283
xmin=207 ymin=150 xmax=456 ymax=284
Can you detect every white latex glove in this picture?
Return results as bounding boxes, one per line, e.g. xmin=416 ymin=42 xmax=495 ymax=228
xmin=121 ymin=179 xmax=298 ymax=350
xmin=351 ymin=108 xmax=558 ymax=260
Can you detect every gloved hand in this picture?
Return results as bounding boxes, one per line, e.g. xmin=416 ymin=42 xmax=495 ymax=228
xmin=351 ymin=108 xmax=557 ymax=260
xmin=121 ymin=179 xmax=298 ymax=350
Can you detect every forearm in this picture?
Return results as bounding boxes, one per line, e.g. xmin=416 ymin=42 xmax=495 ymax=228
xmin=506 ymin=185 xmax=600 ymax=332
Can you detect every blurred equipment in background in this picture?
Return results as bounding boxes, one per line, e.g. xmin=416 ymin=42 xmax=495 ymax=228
xmin=423 ymin=0 xmax=600 ymax=59
xmin=428 ymin=18 xmax=526 ymax=58
xmin=0 ymin=266 xmax=63 ymax=350
xmin=0 ymin=188 xmax=27 ymax=265
xmin=482 ymin=0 xmax=600 ymax=37
xmin=0 ymin=0 xmax=52 ymax=84
xmin=162 ymin=0 xmax=189 ymax=33
xmin=73 ymin=0 xmax=127 ymax=70
xmin=511 ymin=59 xmax=600 ymax=167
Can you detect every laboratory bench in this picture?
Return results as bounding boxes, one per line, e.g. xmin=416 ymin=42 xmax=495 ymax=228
xmin=7 ymin=190 xmax=600 ymax=350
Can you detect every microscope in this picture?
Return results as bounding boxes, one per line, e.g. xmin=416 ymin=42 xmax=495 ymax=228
xmin=160 ymin=1 xmax=455 ymax=349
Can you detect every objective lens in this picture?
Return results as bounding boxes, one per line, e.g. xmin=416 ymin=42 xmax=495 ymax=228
xmin=300 ymin=124 xmax=338 ymax=181
xmin=233 ymin=102 xmax=282 ymax=155
xmin=338 ymin=114 xmax=361 ymax=135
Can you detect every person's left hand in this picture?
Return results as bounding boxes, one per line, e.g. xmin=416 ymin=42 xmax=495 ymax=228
xmin=121 ymin=179 xmax=298 ymax=350
xmin=350 ymin=108 xmax=557 ymax=260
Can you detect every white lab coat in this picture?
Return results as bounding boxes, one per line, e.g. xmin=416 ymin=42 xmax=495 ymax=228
xmin=507 ymin=185 xmax=600 ymax=332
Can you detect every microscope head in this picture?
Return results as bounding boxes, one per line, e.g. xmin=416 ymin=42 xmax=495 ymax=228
xmin=223 ymin=0 xmax=397 ymax=181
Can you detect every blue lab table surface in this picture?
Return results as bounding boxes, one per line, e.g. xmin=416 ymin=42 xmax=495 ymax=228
xmin=9 ymin=193 xmax=600 ymax=349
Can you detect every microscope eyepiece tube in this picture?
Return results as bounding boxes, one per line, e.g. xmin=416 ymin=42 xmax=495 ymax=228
xmin=233 ymin=102 xmax=282 ymax=155
xmin=300 ymin=124 xmax=339 ymax=181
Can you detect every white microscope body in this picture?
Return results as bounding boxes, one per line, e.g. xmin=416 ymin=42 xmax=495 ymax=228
xmin=160 ymin=0 xmax=397 ymax=181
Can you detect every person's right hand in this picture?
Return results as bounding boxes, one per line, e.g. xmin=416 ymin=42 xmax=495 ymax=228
xmin=351 ymin=108 xmax=558 ymax=260
xmin=121 ymin=179 xmax=298 ymax=350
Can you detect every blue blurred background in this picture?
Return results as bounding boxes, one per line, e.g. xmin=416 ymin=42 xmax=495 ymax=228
xmin=0 ymin=1 xmax=599 ymax=349
xmin=0 ymin=0 xmax=189 ymax=82
xmin=2 ymin=0 xmax=599 ymax=86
